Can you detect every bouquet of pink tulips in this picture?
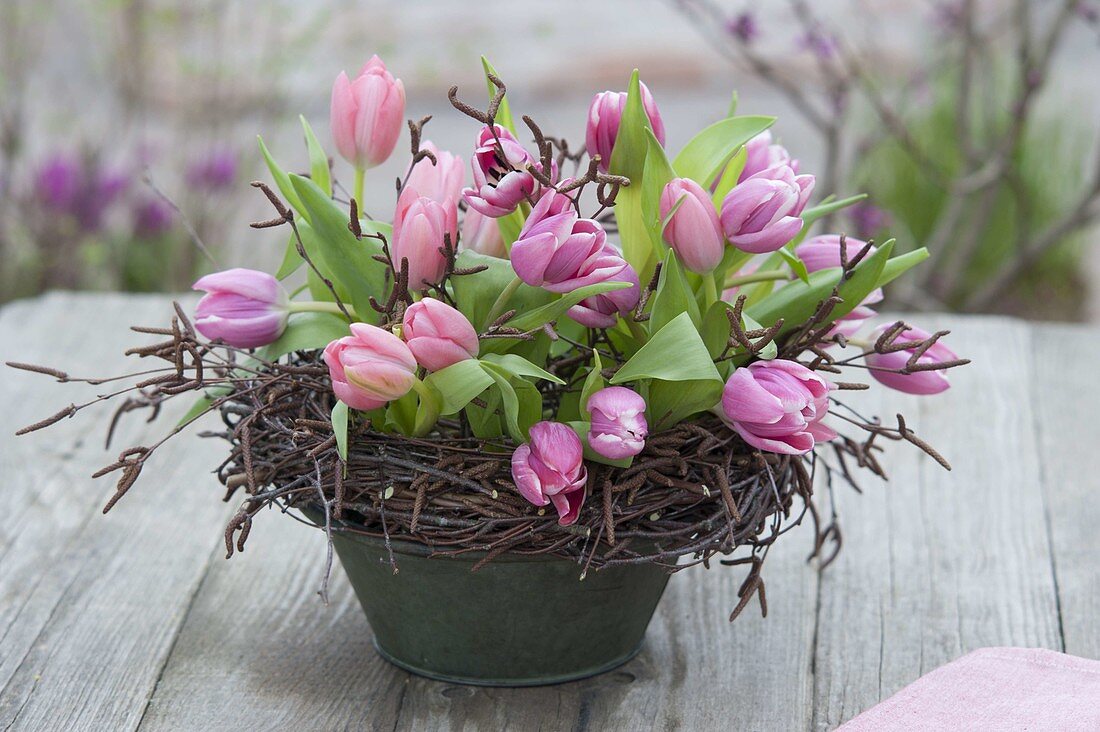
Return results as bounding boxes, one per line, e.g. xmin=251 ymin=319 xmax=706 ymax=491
xmin=13 ymin=56 xmax=967 ymax=618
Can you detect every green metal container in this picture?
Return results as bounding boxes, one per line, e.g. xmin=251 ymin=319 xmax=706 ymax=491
xmin=302 ymin=507 xmax=671 ymax=686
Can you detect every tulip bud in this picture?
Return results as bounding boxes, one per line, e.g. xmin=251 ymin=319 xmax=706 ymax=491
xmin=721 ymin=360 xmax=836 ymax=455
xmin=660 ymin=178 xmax=726 ymax=274
xmin=192 ymin=268 xmax=289 ymax=348
xmin=586 ymin=82 xmax=666 ymax=172
xmin=404 ymin=141 xmax=464 ymax=204
xmin=511 ymin=421 xmax=588 ymax=526
xmin=720 ymin=163 xmax=815 ymax=254
xmin=401 ymin=298 xmax=479 ymax=371
xmin=567 ymin=249 xmax=640 ymax=327
xmin=462 ymin=125 xmax=537 ymax=217
xmin=322 ymin=323 xmax=418 ymax=411
xmin=795 ymin=235 xmax=883 ymax=338
xmin=392 ymin=187 xmax=458 ymax=289
xmin=586 ymin=387 xmax=648 ymax=459
xmin=865 ymin=324 xmax=957 ymax=395
xmin=511 ymin=191 xmax=625 ymax=293
xmin=459 ymin=208 xmax=506 ymax=258
xmin=330 ymin=55 xmax=406 ymax=170
xmin=739 ymin=131 xmax=797 ymax=183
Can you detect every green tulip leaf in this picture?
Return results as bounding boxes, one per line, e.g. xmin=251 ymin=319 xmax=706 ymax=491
xmin=672 ymin=115 xmax=775 ymax=189
xmin=300 ymin=115 xmax=332 ymax=197
xmin=331 ymin=401 xmax=349 ymax=461
xmin=649 ymin=249 xmax=701 ymax=335
xmin=611 ymin=312 xmax=721 ymax=385
xmin=481 ymin=56 xmax=517 ymax=135
xmin=258 ymin=312 xmax=348 ymax=361
xmin=480 ymin=353 xmax=565 ymax=385
xmin=566 ymin=421 xmax=633 ymax=468
xmin=423 ymin=359 xmax=495 ymax=415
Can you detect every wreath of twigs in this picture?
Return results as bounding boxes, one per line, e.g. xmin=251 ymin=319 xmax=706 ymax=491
xmin=7 ymin=74 xmax=969 ymax=621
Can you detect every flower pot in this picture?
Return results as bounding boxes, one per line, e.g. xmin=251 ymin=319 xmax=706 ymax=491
xmin=301 ymin=506 xmax=671 ymax=686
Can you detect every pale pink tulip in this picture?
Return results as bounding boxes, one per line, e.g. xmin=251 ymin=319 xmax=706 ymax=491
xmin=587 ymin=387 xmax=648 ymax=459
xmin=404 ymin=141 xmax=464 ymax=204
xmin=330 ymin=56 xmax=406 ymax=170
xmin=193 ymin=268 xmax=289 ymax=348
xmin=511 ymin=421 xmax=588 ymax=526
xmin=586 ymin=83 xmax=666 ymax=172
xmin=865 ymin=324 xmax=957 ymax=395
xmin=660 ymin=178 xmax=726 ymax=274
xmin=401 ymin=298 xmax=479 ymax=371
xmin=459 ymin=208 xmax=506 ymax=258
xmin=323 ymin=323 xmax=418 ymax=411
xmin=391 ymin=187 xmax=458 ymax=288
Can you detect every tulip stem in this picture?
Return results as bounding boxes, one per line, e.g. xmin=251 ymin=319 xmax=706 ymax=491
xmin=625 ymin=317 xmax=649 ymax=344
xmin=353 ymin=168 xmax=365 ymax=210
xmin=703 ymin=272 xmax=719 ymax=309
xmin=483 ymin=275 xmax=524 ymax=330
xmin=723 ymin=269 xmax=790 ymax=288
xmin=288 ymin=301 xmax=358 ymax=320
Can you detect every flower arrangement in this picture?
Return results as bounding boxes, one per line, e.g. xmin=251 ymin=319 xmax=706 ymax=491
xmin=11 ymin=56 xmax=967 ymax=684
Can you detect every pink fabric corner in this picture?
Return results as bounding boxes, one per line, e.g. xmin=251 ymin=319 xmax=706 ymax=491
xmin=839 ymin=647 xmax=1100 ymax=731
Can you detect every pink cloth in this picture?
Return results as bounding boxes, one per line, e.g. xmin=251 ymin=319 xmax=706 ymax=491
xmin=839 ymin=647 xmax=1100 ymax=731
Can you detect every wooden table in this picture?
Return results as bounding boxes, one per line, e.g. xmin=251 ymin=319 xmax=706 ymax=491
xmin=1 ymin=293 xmax=1095 ymax=731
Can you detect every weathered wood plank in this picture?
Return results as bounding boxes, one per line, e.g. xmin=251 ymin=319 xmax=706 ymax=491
xmin=0 ymin=293 xmax=230 ymax=732
xmin=136 ymin=512 xmax=409 ymax=731
xmin=1032 ymin=325 xmax=1100 ymax=660
xmin=811 ymin=316 xmax=1063 ymax=730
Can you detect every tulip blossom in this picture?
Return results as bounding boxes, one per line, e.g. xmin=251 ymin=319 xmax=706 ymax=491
xmin=865 ymin=324 xmax=957 ymax=395
xmin=567 ymin=249 xmax=640 ymax=327
xmin=586 ymin=387 xmax=648 ymax=459
xmin=193 ymin=268 xmax=289 ymax=348
xmin=330 ymin=56 xmax=406 ymax=170
xmin=586 ymin=83 xmax=666 ymax=172
xmin=511 ymin=191 xmax=626 ymax=293
xmin=462 ymin=125 xmax=537 ymax=217
xmin=721 ymin=360 xmax=836 ymax=455
xmin=391 ymin=187 xmax=458 ymax=288
xmin=739 ymin=131 xmax=797 ymax=183
xmin=404 ymin=141 xmax=464 ymax=204
xmin=323 ymin=323 xmax=418 ymax=411
xmin=401 ymin=298 xmax=479 ymax=371
xmin=459 ymin=208 xmax=506 ymax=258
xmin=720 ymin=163 xmax=815 ymax=254
xmin=511 ymin=421 xmax=588 ymax=526
xmin=660 ymin=178 xmax=726 ymax=274
xmin=795 ymin=235 xmax=883 ymax=338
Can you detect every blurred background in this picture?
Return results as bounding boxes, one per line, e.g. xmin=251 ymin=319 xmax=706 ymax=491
xmin=2 ymin=0 xmax=1098 ymax=318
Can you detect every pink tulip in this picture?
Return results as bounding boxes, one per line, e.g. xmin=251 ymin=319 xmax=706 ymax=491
xmin=660 ymin=178 xmax=726 ymax=274
xmin=586 ymin=82 xmax=666 ymax=172
xmin=192 ymin=268 xmax=289 ymax=348
xmin=865 ymin=324 xmax=957 ymax=395
xmin=586 ymin=387 xmax=648 ymax=459
xmin=795 ymin=235 xmax=883 ymax=338
xmin=739 ymin=131 xmax=797 ymax=183
xmin=391 ymin=187 xmax=458 ymax=288
xmin=462 ymin=125 xmax=537 ymax=217
xmin=330 ymin=56 xmax=406 ymax=170
xmin=511 ymin=421 xmax=588 ymax=526
xmin=404 ymin=141 xmax=464 ymax=204
xmin=323 ymin=323 xmax=418 ymax=411
xmin=721 ymin=163 xmax=815 ymax=254
xmin=721 ymin=360 xmax=836 ymax=455
xmin=459 ymin=208 xmax=506 ymax=258
xmin=567 ymin=248 xmax=640 ymax=327
xmin=511 ymin=191 xmax=626 ymax=293
xmin=401 ymin=298 xmax=479 ymax=371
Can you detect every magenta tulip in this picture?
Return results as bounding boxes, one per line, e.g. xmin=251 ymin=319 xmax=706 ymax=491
xmin=795 ymin=235 xmax=883 ymax=338
xmin=462 ymin=125 xmax=537 ymax=217
xmin=739 ymin=131 xmax=797 ymax=183
xmin=865 ymin=324 xmax=957 ymax=395
xmin=404 ymin=141 xmax=464 ymax=204
xmin=459 ymin=208 xmax=506 ymax=258
xmin=511 ymin=191 xmax=626 ymax=293
xmin=586 ymin=82 xmax=666 ymax=172
xmin=721 ymin=360 xmax=836 ymax=455
xmin=322 ymin=323 xmax=418 ymax=411
xmin=391 ymin=187 xmax=458 ymax=288
xmin=511 ymin=421 xmax=588 ymax=526
xmin=721 ymin=163 xmax=815 ymax=254
xmin=586 ymin=387 xmax=648 ymax=459
xmin=660 ymin=177 xmax=726 ymax=274
xmin=567 ymin=248 xmax=640 ymax=327
xmin=330 ymin=56 xmax=406 ymax=170
xmin=192 ymin=268 xmax=289 ymax=348
xmin=401 ymin=298 xmax=479 ymax=371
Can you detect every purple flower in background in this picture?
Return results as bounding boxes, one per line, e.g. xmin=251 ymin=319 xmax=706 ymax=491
xmin=797 ymin=27 xmax=838 ymax=60
xmin=726 ymin=12 xmax=759 ymax=43
xmin=75 ymin=168 xmax=129 ymax=231
xmin=849 ymin=201 xmax=890 ymax=240
xmin=33 ymin=154 xmax=81 ymax=210
xmin=132 ymin=197 xmax=175 ymax=238
xmin=1078 ymin=2 xmax=1099 ymax=24
xmin=186 ymin=148 xmax=238 ymax=190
